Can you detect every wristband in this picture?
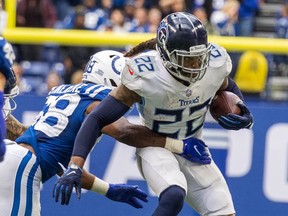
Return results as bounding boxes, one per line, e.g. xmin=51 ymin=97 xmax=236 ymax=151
xmin=90 ymin=177 xmax=109 ymax=195
xmin=164 ymin=138 xmax=183 ymax=154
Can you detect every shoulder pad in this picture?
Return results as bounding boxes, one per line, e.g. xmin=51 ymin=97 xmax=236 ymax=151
xmin=209 ymin=43 xmax=230 ymax=68
xmin=125 ymin=50 xmax=158 ymax=76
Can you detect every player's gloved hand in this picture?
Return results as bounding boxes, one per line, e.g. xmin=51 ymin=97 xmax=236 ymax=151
xmin=106 ymin=184 xmax=148 ymax=209
xmin=179 ymin=137 xmax=211 ymax=165
xmin=218 ymin=102 xmax=254 ymax=130
xmin=53 ymin=163 xmax=82 ymax=205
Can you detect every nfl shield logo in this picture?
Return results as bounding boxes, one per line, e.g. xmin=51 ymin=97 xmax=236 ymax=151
xmin=185 ymin=89 xmax=192 ymax=97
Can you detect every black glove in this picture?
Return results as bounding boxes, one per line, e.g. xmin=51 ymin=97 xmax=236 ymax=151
xmin=218 ymin=102 xmax=254 ymax=130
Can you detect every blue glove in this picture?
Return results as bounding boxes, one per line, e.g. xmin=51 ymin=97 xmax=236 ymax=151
xmin=0 ymin=142 xmax=6 ymax=162
xmin=179 ymin=137 xmax=211 ymax=165
xmin=218 ymin=102 xmax=254 ymax=130
xmin=53 ymin=164 xmax=82 ymax=205
xmin=106 ymin=184 xmax=148 ymax=209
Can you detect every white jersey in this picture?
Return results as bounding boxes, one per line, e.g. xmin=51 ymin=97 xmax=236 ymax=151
xmin=123 ymin=44 xmax=235 ymax=215
xmin=122 ymin=43 xmax=231 ymax=140
xmin=0 ymin=140 xmax=42 ymax=216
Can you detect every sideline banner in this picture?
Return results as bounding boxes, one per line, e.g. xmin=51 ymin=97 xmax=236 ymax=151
xmin=13 ymin=95 xmax=288 ymax=216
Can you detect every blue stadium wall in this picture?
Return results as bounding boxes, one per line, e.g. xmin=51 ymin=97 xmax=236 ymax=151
xmin=13 ymin=95 xmax=288 ymax=216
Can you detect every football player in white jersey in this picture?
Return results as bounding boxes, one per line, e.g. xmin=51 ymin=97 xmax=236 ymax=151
xmin=2 ymin=49 xmax=210 ymax=215
xmin=0 ymin=37 xmax=17 ymax=162
xmin=56 ymin=12 xmax=254 ymax=216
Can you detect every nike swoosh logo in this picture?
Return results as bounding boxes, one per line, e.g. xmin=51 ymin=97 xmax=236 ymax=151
xmin=194 ymin=145 xmax=201 ymax=156
xmin=66 ymin=171 xmax=76 ymax=176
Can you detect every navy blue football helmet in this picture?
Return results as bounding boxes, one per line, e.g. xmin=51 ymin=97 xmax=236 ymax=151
xmin=156 ymin=12 xmax=211 ymax=83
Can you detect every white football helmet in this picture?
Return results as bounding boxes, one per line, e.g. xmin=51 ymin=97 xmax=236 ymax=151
xmin=82 ymin=50 xmax=126 ymax=88
xmin=3 ymin=85 xmax=19 ymax=119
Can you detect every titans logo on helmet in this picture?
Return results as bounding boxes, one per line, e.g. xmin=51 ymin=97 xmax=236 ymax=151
xmin=157 ymin=23 xmax=169 ymax=45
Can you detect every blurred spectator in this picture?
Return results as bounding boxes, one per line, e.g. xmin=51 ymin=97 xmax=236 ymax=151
xmin=210 ymin=0 xmax=240 ymax=36
xmin=71 ymin=69 xmax=84 ymax=84
xmin=38 ymin=71 xmax=63 ymax=95
xmin=210 ymin=0 xmax=241 ymax=79
xmin=63 ymin=0 xmax=108 ymax=30
xmin=17 ymin=0 xmax=57 ymax=28
xmin=193 ymin=0 xmax=225 ymax=23
xmin=158 ymin=0 xmax=187 ymax=17
xmin=101 ymin=0 xmax=112 ymax=11
xmin=104 ymin=9 xmax=132 ymax=32
xmin=51 ymin=0 xmax=73 ymax=21
xmin=171 ymin=0 xmax=187 ymax=13
xmin=237 ymin=0 xmax=260 ymax=37
xmin=148 ymin=7 xmax=162 ymax=33
xmin=12 ymin=63 xmax=32 ymax=94
xmin=123 ymin=0 xmax=136 ymax=22
xmin=129 ymin=7 xmax=149 ymax=32
xmin=60 ymin=5 xmax=99 ymax=84
xmin=46 ymin=71 xmax=63 ymax=91
xmin=61 ymin=45 xmax=97 ymax=84
xmin=0 ymin=0 xmax=7 ymax=35
xmin=275 ymin=3 xmax=288 ymax=39
xmin=110 ymin=0 xmax=126 ymax=9
xmin=16 ymin=0 xmax=57 ymax=61
xmin=274 ymin=2 xmax=288 ymax=74
xmin=63 ymin=6 xmax=88 ymax=29
xmin=192 ymin=7 xmax=218 ymax=35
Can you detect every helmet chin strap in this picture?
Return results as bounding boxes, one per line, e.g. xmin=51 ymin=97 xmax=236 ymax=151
xmin=163 ymin=60 xmax=173 ymax=69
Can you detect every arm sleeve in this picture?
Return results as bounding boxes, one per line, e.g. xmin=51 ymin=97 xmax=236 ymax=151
xmin=225 ymin=76 xmax=245 ymax=101
xmin=72 ymin=95 xmax=130 ymax=159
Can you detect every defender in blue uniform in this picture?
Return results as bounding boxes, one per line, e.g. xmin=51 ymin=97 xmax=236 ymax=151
xmin=0 ymin=37 xmax=17 ymax=162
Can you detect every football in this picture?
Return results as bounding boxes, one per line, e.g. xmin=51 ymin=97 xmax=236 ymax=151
xmin=209 ymin=91 xmax=242 ymax=121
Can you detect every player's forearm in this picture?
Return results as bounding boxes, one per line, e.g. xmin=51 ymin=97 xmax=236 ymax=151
xmin=81 ymin=169 xmax=109 ymax=195
xmin=107 ymin=121 xmax=184 ymax=154
xmin=114 ymin=123 xmax=166 ymax=148
xmin=225 ymin=76 xmax=244 ymax=101
xmin=5 ymin=114 xmax=28 ymax=141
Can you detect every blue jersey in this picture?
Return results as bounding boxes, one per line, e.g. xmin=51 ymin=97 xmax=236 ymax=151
xmin=16 ymin=83 xmax=111 ymax=182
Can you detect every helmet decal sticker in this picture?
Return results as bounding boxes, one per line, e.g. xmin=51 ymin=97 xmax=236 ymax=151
xmin=157 ymin=22 xmax=169 ymax=45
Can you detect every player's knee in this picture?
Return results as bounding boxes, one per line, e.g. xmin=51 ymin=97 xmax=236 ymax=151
xmin=206 ymin=190 xmax=233 ymax=214
xmin=159 ymin=185 xmax=186 ymax=211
